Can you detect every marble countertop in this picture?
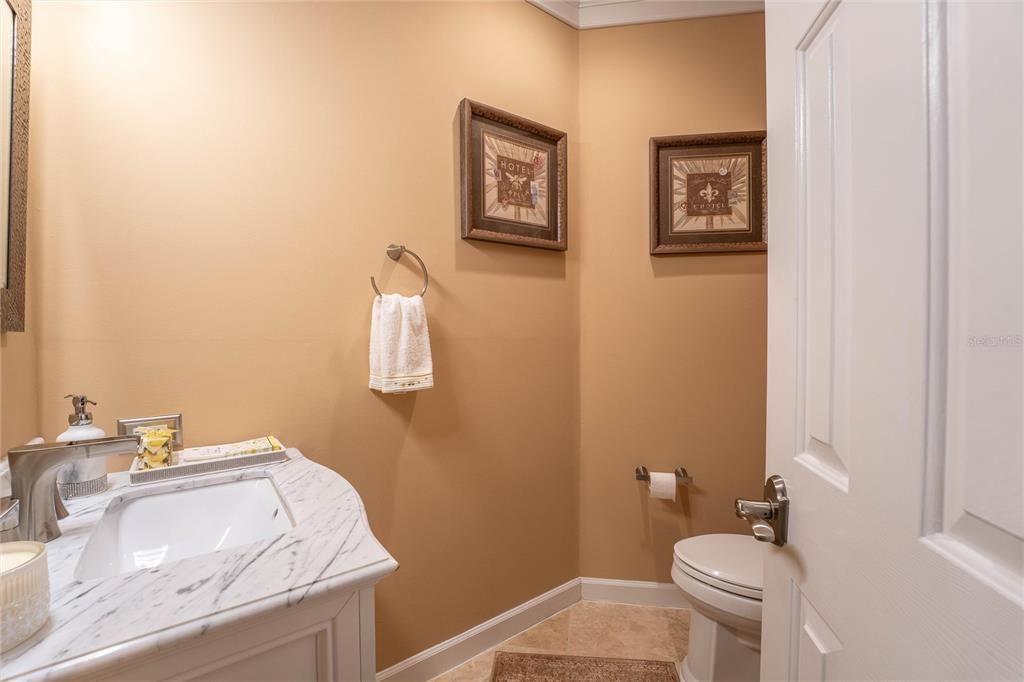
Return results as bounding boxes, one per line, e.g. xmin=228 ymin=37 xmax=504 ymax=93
xmin=0 ymin=449 xmax=398 ymax=681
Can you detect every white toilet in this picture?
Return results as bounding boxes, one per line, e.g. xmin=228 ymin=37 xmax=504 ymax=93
xmin=671 ymin=534 xmax=767 ymax=682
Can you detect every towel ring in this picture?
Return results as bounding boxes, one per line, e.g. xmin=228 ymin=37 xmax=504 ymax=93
xmin=370 ymin=244 xmax=429 ymax=298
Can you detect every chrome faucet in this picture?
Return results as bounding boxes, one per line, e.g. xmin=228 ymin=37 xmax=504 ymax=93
xmin=4 ymin=435 xmax=140 ymax=542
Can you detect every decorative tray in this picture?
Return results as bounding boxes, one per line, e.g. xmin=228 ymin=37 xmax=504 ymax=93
xmin=129 ymin=441 xmax=288 ymax=485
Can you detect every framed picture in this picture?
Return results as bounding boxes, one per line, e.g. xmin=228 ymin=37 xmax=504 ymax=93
xmin=650 ymin=131 xmax=766 ymax=255
xmin=459 ymin=99 xmax=567 ymax=251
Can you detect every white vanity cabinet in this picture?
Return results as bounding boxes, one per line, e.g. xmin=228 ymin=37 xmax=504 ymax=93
xmin=90 ymin=586 xmax=378 ymax=682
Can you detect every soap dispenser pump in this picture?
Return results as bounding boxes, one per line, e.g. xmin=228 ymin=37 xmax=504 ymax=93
xmin=55 ymin=394 xmax=110 ymax=499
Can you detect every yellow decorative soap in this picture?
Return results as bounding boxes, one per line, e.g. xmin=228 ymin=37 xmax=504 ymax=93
xmin=177 ymin=436 xmax=283 ymax=463
xmin=135 ymin=426 xmax=176 ymax=469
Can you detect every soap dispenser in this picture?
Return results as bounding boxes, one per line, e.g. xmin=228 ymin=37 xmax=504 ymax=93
xmin=55 ymin=394 xmax=109 ymax=499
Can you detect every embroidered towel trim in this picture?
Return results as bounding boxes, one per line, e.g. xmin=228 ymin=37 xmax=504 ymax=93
xmin=369 ymin=293 xmax=434 ymax=394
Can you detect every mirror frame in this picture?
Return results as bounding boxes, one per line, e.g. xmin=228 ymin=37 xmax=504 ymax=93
xmin=0 ymin=0 xmax=29 ymax=332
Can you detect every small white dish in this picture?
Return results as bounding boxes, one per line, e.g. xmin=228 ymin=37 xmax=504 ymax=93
xmin=1 ymin=541 xmax=50 ymax=652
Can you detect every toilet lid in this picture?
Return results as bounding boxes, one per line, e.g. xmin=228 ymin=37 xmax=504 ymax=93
xmin=673 ymin=534 xmax=766 ymax=598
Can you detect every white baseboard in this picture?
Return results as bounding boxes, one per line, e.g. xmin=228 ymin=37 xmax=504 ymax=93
xmin=377 ymin=577 xmax=688 ymax=681
xmin=377 ymin=578 xmax=582 ymax=681
xmin=580 ymin=577 xmax=689 ymax=609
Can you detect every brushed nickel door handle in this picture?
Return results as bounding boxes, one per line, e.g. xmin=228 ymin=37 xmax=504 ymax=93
xmin=735 ymin=475 xmax=789 ymax=547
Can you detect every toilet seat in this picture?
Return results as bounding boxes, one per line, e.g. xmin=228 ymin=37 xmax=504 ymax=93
xmin=673 ymin=534 xmax=765 ymax=600
xmin=671 ymin=562 xmax=763 ymax=624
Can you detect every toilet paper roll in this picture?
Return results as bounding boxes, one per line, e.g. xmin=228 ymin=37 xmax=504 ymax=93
xmin=648 ymin=472 xmax=677 ymax=501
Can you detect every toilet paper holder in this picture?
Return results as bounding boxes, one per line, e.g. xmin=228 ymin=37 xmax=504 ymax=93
xmin=635 ymin=466 xmax=694 ymax=486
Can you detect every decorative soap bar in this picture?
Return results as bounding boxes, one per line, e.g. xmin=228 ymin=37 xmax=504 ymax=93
xmin=178 ymin=436 xmax=283 ymax=463
xmin=135 ymin=426 xmax=176 ymax=469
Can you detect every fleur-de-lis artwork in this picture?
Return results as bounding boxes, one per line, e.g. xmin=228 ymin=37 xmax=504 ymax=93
xmin=699 ymin=182 xmax=719 ymax=202
xmin=650 ymin=131 xmax=765 ymax=254
xmin=679 ymin=167 xmax=737 ymax=228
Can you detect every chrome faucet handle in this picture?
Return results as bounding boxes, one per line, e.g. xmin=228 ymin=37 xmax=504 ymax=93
xmin=735 ymin=475 xmax=789 ymax=547
xmin=7 ymin=435 xmax=140 ymax=542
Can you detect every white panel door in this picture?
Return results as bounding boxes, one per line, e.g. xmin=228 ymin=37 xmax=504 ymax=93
xmin=763 ymin=0 xmax=1024 ymax=679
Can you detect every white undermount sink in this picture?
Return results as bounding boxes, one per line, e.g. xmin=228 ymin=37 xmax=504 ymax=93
xmin=75 ymin=477 xmax=294 ymax=581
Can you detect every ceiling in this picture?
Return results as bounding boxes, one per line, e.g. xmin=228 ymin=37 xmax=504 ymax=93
xmin=527 ymin=0 xmax=764 ymax=29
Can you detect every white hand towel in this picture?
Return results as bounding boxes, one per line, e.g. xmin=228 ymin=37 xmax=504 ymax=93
xmin=369 ymin=293 xmax=434 ymax=393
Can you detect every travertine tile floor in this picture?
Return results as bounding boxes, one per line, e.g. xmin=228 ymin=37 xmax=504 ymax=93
xmin=430 ymin=601 xmax=690 ymax=682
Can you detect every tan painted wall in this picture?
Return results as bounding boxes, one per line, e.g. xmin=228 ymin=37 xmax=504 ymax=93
xmin=16 ymin=1 xmax=767 ymax=669
xmin=1 ymin=249 xmax=40 ymax=455
xmin=1 ymin=308 xmax=39 ymax=455
xmin=1 ymin=64 xmax=41 ymax=472
xmin=27 ymin=1 xmax=580 ymax=668
xmin=577 ymin=15 xmax=768 ymax=582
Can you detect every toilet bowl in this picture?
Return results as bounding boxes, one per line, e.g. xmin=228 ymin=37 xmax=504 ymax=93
xmin=671 ymin=534 xmax=766 ymax=682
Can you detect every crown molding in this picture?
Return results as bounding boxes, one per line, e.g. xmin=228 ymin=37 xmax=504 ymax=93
xmin=527 ymin=0 xmax=764 ymax=29
xmin=528 ymin=0 xmax=581 ymax=27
